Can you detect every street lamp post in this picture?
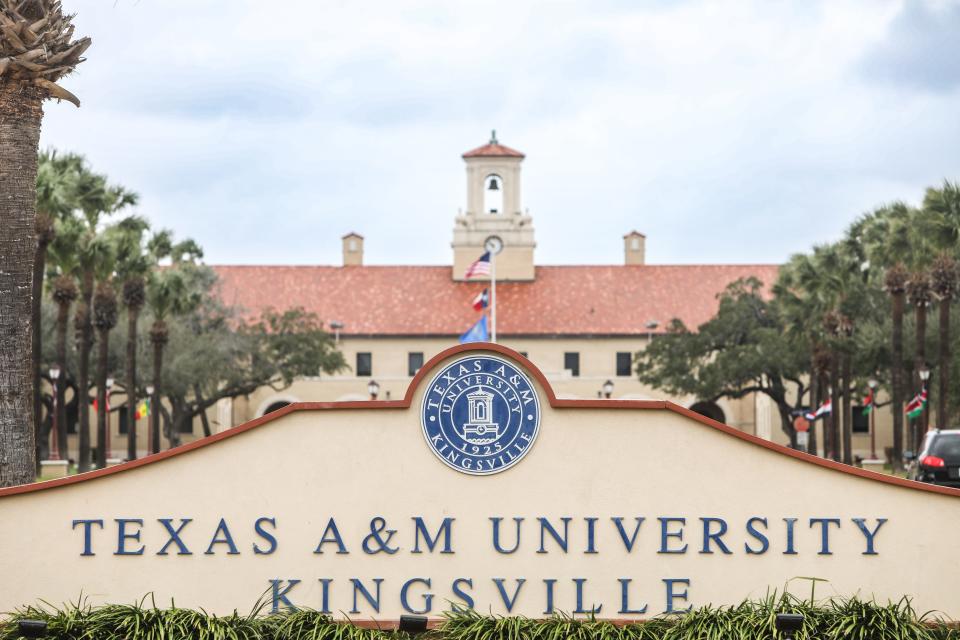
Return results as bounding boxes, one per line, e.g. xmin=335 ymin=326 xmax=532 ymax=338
xmin=868 ymin=379 xmax=878 ymax=460
xmin=145 ymin=384 xmax=155 ymax=456
xmin=644 ymin=320 xmax=660 ymax=343
xmin=368 ymin=380 xmax=380 ymax=401
xmin=48 ymin=366 xmax=61 ymax=460
xmin=602 ymin=380 xmax=614 ymax=399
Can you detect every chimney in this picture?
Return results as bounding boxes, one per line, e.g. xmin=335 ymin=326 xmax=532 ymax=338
xmin=624 ymin=231 xmax=645 ymax=265
xmin=342 ymin=232 xmax=364 ymax=266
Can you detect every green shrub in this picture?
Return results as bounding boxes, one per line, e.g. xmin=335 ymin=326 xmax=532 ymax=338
xmin=0 ymin=593 xmax=955 ymax=640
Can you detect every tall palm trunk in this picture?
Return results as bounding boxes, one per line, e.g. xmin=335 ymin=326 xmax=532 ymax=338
xmin=126 ymin=307 xmax=139 ymax=460
xmin=915 ymin=303 xmax=927 ymax=451
xmin=75 ymin=271 xmax=94 ymax=472
xmin=93 ymin=282 xmax=117 ymax=469
xmin=150 ymin=321 xmax=168 ymax=455
xmin=938 ymin=297 xmax=951 ymax=429
xmin=0 ymin=83 xmax=43 ymax=487
xmin=95 ymin=329 xmax=110 ymax=468
xmin=123 ymin=277 xmax=145 ymax=461
xmin=807 ymin=354 xmax=819 ymax=456
xmin=931 ymin=254 xmax=956 ymax=430
xmin=32 ymin=214 xmax=54 ymax=471
xmin=829 ymin=354 xmax=841 ymax=462
xmin=54 ymin=296 xmax=72 ymax=461
xmin=887 ymin=265 xmax=908 ymax=471
xmin=841 ymin=351 xmax=852 ymax=465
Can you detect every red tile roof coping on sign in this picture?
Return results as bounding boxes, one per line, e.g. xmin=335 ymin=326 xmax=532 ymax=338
xmin=211 ymin=264 xmax=780 ymax=337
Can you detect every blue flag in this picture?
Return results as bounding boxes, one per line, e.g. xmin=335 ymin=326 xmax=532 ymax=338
xmin=459 ymin=315 xmax=489 ymax=343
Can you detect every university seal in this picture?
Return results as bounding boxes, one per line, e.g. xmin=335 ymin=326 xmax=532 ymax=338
xmin=420 ymin=355 xmax=541 ymax=475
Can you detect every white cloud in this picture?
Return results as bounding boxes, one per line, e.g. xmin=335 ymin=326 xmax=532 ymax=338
xmin=41 ymin=0 xmax=960 ymax=267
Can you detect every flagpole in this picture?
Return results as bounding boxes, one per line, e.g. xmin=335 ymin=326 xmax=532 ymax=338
xmin=490 ymin=251 xmax=497 ymax=343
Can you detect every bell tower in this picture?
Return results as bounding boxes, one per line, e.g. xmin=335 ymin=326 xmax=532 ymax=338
xmin=452 ymin=131 xmax=536 ymax=281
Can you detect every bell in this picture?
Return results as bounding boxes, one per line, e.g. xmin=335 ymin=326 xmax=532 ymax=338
xmin=488 ymin=178 xmax=500 ymax=191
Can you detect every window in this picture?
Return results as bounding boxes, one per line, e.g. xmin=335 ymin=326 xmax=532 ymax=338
xmin=408 ymin=352 xmax=424 ymax=377
xmin=564 ymin=352 xmax=580 ymax=377
xmin=631 ymin=237 xmax=640 ymax=250
xmin=118 ymin=406 xmax=129 ymax=435
xmin=356 ymin=352 xmax=372 ymax=377
xmin=851 ymin=406 xmax=869 ymax=433
xmin=616 ymin=352 xmax=632 ymax=377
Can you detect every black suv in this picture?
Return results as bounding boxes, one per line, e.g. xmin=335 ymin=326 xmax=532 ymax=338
xmin=910 ymin=430 xmax=960 ymax=488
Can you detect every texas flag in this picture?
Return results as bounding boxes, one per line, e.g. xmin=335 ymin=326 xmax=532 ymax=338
xmin=472 ymin=288 xmax=489 ymax=311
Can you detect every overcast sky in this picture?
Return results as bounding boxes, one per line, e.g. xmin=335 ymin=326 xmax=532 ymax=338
xmin=40 ymin=0 xmax=960 ymax=266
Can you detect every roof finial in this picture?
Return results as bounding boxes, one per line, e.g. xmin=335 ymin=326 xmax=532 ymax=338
xmin=490 ymin=129 xmax=498 ymax=144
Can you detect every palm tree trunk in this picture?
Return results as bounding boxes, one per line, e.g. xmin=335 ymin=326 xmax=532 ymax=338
xmin=938 ymin=297 xmax=950 ymax=429
xmin=891 ymin=292 xmax=905 ymax=470
xmin=829 ymin=354 xmax=841 ymax=462
xmin=915 ymin=303 xmax=927 ymax=452
xmin=95 ymin=329 xmax=109 ymax=468
xmin=32 ymin=237 xmax=49 ymax=473
xmin=151 ymin=340 xmax=163 ymax=455
xmin=126 ymin=309 xmax=139 ymax=460
xmin=76 ymin=278 xmax=94 ymax=472
xmin=841 ymin=351 xmax=852 ymax=465
xmin=55 ymin=301 xmax=70 ymax=461
xmin=807 ymin=360 xmax=819 ymax=456
xmin=0 ymin=84 xmax=43 ymax=487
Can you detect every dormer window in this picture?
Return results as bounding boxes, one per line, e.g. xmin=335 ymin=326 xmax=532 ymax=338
xmin=484 ymin=174 xmax=503 ymax=214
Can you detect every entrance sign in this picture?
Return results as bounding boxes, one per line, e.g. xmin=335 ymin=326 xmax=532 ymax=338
xmin=0 ymin=343 xmax=958 ymax=620
xmin=421 ymin=354 xmax=540 ymax=475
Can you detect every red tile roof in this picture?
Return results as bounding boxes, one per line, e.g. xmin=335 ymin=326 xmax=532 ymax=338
xmin=212 ymin=264 xmax=780 ymax=336
xmin=462 ymin=142 xmax=525 ymax=159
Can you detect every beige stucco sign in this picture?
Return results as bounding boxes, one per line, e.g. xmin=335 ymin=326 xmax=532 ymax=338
xmin=1 ymin=344 xmax=958 ymax=620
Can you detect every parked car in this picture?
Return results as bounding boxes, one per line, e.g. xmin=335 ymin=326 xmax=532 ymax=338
xmin=909 ymin=430 xmax=960 ymax=488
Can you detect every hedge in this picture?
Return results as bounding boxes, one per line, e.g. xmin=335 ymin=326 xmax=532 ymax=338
xmin=0 ymin=593 xmax=957 ymax=640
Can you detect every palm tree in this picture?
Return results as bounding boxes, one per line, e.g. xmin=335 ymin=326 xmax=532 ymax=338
xmin=924 ymin=181 xmax=960 ymax=429
xmin=70 ymin=164 xmax=137 ymax=471
xmin=107 ymin=216 xmax=151 ymax=461
xmin=930 ymin=253 xmax=957 ymax=429
xmin=0 ymin=0 xmax=89 ymax=487
xmin=32 ymin=150 xmax=79 ymax=467
xmin=144 ymin=234 xmax=203 ymax=454
xmin=47 ymin=214 xmax=84 ymax=462
xmin=93 ymin=276 xmax=117 ymax=469
xmin=860 ymin=203 xmax=914 ymax=470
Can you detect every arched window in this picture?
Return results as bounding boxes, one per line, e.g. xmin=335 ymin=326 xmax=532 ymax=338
xmin=631 ymin=237 xmax=641 ymax=250
xmin=689 ymin=401 xmax=725 ymax=424
xmin=484 ymin=174 xmax=503 ymax=214
xmin=264 ymin=401 xmax=291 ymax=415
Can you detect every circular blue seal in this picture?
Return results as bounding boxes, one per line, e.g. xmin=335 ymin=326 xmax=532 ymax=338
xmin=421 ymin=355 xmax=541 ymax=475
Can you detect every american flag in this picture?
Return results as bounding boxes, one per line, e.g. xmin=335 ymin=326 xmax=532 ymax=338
xmin=464 ymin=251 xmax=491 ymax=278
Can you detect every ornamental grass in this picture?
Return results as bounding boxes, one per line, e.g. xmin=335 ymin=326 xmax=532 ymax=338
xmin=0 ymin=593 xmax=956 ymax=640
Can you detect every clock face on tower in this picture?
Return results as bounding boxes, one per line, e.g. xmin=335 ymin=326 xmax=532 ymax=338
xmin=485 ymin=236 xmax=504 ymax=255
